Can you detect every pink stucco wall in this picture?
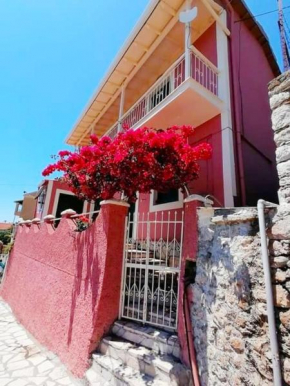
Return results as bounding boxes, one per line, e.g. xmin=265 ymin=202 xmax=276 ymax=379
xmin=1 ymin=201 xmax=128 ymax=377
xmin=230 ymin=8 xmax=279 ymax=205
xmin=137 ymin=113 xmax=224 ymax=228
xmin=195 ymin=22 xmax=217 ymax=67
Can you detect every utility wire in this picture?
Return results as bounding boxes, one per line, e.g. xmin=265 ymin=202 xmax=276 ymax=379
xmin=234 ymin=5 xmax=290 ymax=23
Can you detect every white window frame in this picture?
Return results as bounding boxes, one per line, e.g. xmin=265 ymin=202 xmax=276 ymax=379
xmin=52 ymin=189 xmax=86 ymax=217
xmin=149 ymin=189 xmax=184 ymax=212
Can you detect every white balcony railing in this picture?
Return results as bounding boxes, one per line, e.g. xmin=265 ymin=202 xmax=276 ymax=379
xmin=106 ymin=47 xmax=219 ymax=139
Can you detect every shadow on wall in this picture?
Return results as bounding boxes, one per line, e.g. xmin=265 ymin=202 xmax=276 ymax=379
xmin=191 ymin=207 xmax=275 ymax=386
xmin=1 ymin=202 xmax=128 ymax=377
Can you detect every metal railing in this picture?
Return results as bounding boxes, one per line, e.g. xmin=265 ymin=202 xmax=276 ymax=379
xmin=190 ymin=45 xmax=219 ymax=96
xmin=106 ymin=46 xmax=219 ymax=138
xmin=107 ymin=123 xmax=118 ymax=139
xmin=120 ymin=211 xmax=184 ymax=330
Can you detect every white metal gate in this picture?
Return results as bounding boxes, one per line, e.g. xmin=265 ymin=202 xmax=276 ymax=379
xmin=119 ymin=211 xmax=184 ymax=330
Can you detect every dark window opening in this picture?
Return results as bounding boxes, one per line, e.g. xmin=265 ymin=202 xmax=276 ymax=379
xmin=55 ymin=193 xmax=84 ymax=226
xmin=154 ymin=189 xmax=179 ymax=205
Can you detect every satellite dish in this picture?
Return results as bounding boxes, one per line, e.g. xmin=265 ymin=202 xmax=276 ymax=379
xmin=179 ymin=7 xmax=198 ymax=24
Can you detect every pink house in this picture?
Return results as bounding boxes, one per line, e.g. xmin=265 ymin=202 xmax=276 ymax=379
xmin=1 ymin=1 xmax=282 ymax=383
xmin=64 ymin=0 xmax=281 ymax=340
xmin=66 ymin=0 xmax=280 ymax=212
xmin=35 ymin=179 xmax=93 ymax=220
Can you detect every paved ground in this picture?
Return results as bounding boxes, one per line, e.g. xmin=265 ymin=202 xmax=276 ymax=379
xmin=0 ymin=299 xmax=86 ymax=386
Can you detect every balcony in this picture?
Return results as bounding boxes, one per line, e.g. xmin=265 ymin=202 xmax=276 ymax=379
xmin=106 ymin=46 xmax=223 ymax=139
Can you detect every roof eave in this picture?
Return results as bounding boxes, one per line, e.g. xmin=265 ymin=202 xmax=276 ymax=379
xmin=65 ymin=0 xmax=160 ymax=145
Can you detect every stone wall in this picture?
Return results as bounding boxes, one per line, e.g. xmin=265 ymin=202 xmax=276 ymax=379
xmin=190 ymin=208 xmax=290 ymax=385
xmin=268 ymin=71 xmax=290 ymax=384
xmin=189 ymin=70 xmax=290 ymax=386
xmin=191 ymin=207 xmax=278 ymax=385
xmin=269 ymin=70 xmax=290 ymax=206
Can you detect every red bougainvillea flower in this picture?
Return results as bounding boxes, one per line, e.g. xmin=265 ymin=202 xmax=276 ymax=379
xmin=42 ymin=126 xmax=212 ymax=202
xmin=78 ymin=215 xmax=89 ymax=223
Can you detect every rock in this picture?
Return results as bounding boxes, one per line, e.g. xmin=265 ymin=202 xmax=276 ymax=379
xmin=273 ymin=269 xmax=287 ymax=283
xmin=232 ymin=354 xmax=243 ymax=369
xmin=230 ymin=338 xmax=244 ymax=353
xmin=269 ymin=240 xmax=290 ymax=256
xmin=274 ymin=126 xmax=290 ymax=146
xmin=252 ymin=337 xmax=270 ymax=354
xmin=280 ymin=187 xmax=290 ymax=205
xmin=235 ymin=315 xmax=247 ymax=328
xmin=277 ymin=160 xmax=290 ymax=180
xmin=280 ymin=310 xmax=290 ymax=329
xmin=283 ymin=357 xmax=290 ymax=384
xmin=270 ymin=91 xmax=290 ymax=110
xmin=253 ymin=288 xmax=267 ymax=302
xmin=273 ymin=285 xmax=290 ymax=308
xmin=279 ymin=175 xmax=290 ymax=187
xmin=270 ymin=256 xmax=289 ymax=268
xmin=272 ymin=104 xmax=290 ymax=131
xmin=276 ymin=144 xmax=290 ymax=164
xmin=269 ymin=217 xmax=290 ymax=240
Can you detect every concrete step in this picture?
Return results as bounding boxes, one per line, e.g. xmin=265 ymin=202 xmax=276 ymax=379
xmin=91 ymin=353 xmax=168 ymax=386
xmin=86 ymin=366 xmax=111 ymax=386
xmin=112 ymin=320 xmax=180 ymax=360
xmin=98 ymin=335 xmax=191 ymax=385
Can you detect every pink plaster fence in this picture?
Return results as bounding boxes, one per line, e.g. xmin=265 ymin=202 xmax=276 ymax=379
xmin=0 ymin=200 xmax=129 ymax=377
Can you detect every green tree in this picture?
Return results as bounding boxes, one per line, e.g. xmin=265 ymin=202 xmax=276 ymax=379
xmin=0 ymin=229 xmax=12 ymax=245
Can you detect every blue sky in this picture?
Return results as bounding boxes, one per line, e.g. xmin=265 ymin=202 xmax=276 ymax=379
xmin=0 ymin=0 xmax=288 ymax=222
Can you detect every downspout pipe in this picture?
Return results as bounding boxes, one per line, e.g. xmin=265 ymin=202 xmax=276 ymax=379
xmin=257 ymin=199 xmax=282 ymax=386
xmin=221 ymin=0 xmax=247 ymax=206
xmin=184 ymin=286 xmax=200 ymax=386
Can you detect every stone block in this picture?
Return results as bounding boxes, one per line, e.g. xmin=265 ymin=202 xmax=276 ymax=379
xmin=270 ymin=92 xmax=290 ymax=110
xmin=272 ymin=104 xmax=290 ymax=131
xmin=269 ymin=240 xmax=290 ymax=256
xmin=270 ymin=256 xmax=289 ymax=268
xmin=283 ymin=357 xmax=290 ymax=384
xmin=279 ymin=176 xmax=290 ymax=187
xmin=276 ymin=144 xmax=290 ymax=163
xmin=273 ymin=285 xmax=290 ymax=308
xmin=280 ymin=187 xmax=290 ymax=204
xmin=268 ymin=216 xmax=290 ymax=240
xmin=229 ymin=338 xmax=244 ymax=353
xmin=277 ymin=159 xmax=290 ymax=180
xmin=274 ymin=126 xmax=290 ymax=146
xmin=272 ymin=269 xmax=287 ymax=283
xmin=268 ymin=71 xmax=290 ymax=93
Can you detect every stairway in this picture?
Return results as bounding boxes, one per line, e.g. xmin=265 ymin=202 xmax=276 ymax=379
xmin=86 ymin=320 xmax=192 ymax=386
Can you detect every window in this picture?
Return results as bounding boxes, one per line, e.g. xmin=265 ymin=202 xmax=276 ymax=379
xmin=150 ymin=189 xmax=183 ymax=212
xmin=155 ymin=189 xmax=179 ymax=205
xmin=37 ymin=188 xmax=47 ymax=214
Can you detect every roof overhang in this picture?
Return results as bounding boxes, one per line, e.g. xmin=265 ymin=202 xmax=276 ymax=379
xmin=66 ymin=0 xmax=280 ymax=146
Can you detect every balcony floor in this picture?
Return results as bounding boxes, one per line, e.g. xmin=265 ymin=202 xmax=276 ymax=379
xmin=132 ymin=78 xmax=224 ymax=130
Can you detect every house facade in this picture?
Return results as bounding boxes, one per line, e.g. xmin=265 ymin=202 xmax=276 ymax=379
xmin=66 ymin=0 xmax=280 ymax=213
xmin=2 ymin=2 xmax=287 ymax=384
xmin=63 ymin=0 xmax=281 ymax=336
xmin=14 ymin=191 xmax=38 ymax=221
xmin=34 ymin=179 xmax=93 ymax=220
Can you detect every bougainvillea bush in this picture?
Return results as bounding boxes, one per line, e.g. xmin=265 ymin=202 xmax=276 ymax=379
xmin=43 ymin=126 xmax=212 ymax=202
